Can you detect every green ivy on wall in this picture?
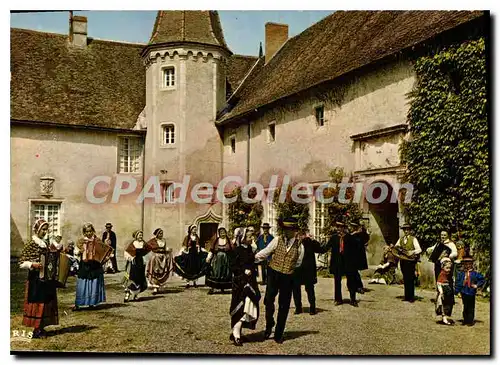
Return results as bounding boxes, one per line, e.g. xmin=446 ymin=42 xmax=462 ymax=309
xmin=227 ymin=187 xmax=263 ymax=236
xmin=400 ymin=37 xmax=489 ymax=274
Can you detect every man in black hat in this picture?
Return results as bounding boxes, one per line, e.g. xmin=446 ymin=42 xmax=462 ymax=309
xmin=255 ymin=217 xmax=304 ymax=344
xmin=256 ymin=223 xmax=274 ymax=284
xmin=102 ymin=223 xmax=118 ymax=273
xmin=323 ymin=221 xmax=360 ymax=306
xmin=395 ymin=223 xmax=421 ymax=302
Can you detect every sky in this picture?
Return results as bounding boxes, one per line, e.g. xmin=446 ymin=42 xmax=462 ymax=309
xmin=10 ymin=10 xmax=334 ymax=56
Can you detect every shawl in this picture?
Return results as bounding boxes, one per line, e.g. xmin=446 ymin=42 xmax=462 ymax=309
xmin=125 ymin=240 xmax=149 ymax=258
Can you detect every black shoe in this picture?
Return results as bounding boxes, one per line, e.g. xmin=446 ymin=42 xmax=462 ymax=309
xmin=294 ymin=307 xmax=303 ymax=314
xmin=230 ymin=334 xmax=242 ymax=346
xmin=357 ymin=288 xmax=365 ymax=294
xmin=264 ymin=328 xmax=272 ymax=340
xmin=350 ymin=300 xmax=358 ymax=307
xmin=310 ymin=307 xmax=317 ymax=315
xmin=208 ymin=289 xmax=214 ymax=295
xmin=274 ymin=337 xmax=284 ymax=344
xmin=334 ymin=300 xmax=343 ymax=306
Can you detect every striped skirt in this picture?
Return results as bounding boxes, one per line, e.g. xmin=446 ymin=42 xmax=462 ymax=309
xmin=23 ymin=280 xmax=58 ymax=329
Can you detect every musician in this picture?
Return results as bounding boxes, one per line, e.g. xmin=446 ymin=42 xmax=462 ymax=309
xmin=255 ymin=217 xmax=304 ymax=344
xmin=73 ymin=223 xmax=109 ymax=310
xmin=146 ymin=228 xmax=173 ymax=295
xmin=256 ymin=223 xmax=274 ymax=284
xmin=124 ymin=230 xmax=150 ymax=302
xmin=394 ymin=223 xmax=422 ymax=302
xmin=324 ymin=221 xmax=361 ymax=307
xmin=102 ymin=223 xmax=119 ymax=273
xmin=426 ymin=231 xmax=457 ymax=284
xmin=19 ymin=219 xmax=62 ymax=338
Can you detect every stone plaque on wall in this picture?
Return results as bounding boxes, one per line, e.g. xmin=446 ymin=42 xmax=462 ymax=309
xmin=40 ymin=176 xmax=55 ymax=197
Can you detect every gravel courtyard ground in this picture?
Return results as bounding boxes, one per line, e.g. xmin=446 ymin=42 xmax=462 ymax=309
xmin=10 ymin=263 xmax=490 ymax=355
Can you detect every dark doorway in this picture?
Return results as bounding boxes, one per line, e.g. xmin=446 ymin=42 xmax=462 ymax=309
xmin=367 ymin=181 xmax=399 ymax=246
xmin=199 ymin=223 xmax=219 ymax=250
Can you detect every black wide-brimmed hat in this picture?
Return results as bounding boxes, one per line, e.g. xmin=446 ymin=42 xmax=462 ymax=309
xmin=401 ymin=223 xmax=411 ymax=229
xmin=261 ymin=223 xmax=271 ymax=229
xmin=281 ymin=217 xmax=299 ymax=229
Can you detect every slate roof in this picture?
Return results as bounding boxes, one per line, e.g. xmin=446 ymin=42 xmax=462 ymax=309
xmin=10 ymin=28 xmax=146 ymax=130
xmin=217 ymin=10 xmax=485 ymax=125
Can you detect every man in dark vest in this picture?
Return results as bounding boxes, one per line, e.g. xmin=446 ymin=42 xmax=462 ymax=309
xmin=256 ymin=223 xmax=274 ymax=284
xmin=102 ymin=222 xmax=118 ymax=273
xmin=395 ymin=223 xmax=422 ymax=302
xmin=255 ymin=217 xmax=304 ymax=344
xmin=324 ymin=221 xmax=360 ymax=307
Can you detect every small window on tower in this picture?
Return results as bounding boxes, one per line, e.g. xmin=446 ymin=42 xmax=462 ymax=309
xmin=315 ymin=105 xmax=325 ymax=127
xmin=162 ymin=124 xmax=175 ymax=146
xmin=162 ymin=67 xmax=175 ymax=89
xmin=230 ymin=135 xmax=236 ymax=154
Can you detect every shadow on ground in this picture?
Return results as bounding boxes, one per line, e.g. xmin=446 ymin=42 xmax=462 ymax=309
xmin=46 ymin=325 xmax=97 ymax=337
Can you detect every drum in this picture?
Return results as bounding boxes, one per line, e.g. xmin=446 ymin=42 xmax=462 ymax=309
xmin=40 ymin=252 xmax=71 ymax=288
xmin=82 ymin=240 xmax=114 ymax=264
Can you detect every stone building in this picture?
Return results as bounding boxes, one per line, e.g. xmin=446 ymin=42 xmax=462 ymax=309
xmin=10 ymin=10 xmax=486 ymax=265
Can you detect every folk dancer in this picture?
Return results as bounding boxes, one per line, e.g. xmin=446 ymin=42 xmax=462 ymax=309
xmin=206 ymin=227 xmax=233 ymax=295
xmin=145 ymin=228 xmax=173 ymax=295
xmin=395 ymin=223 xmax=422 ymax=302
xmin=19 ymin=219 xmax=62 ymax=338
xmin=232 ymin=227 xmax=245 ymax=247
xmin=256 ymin=223 xmax=274 ymax=284
xmin=64 ymin=240 xmax=79 ymax=276
xmin=123 ymin=230 xmax=149 ymax=302
xmin=102 ymin=222 xmax=119 ymax=273
xmin=173 ymin=225 xmax=209 ymax=288
xmin=292 ymin=229 xmax=325 ymax=315
xmin=426 ymin=231 xmax=457 ymax=285
xmin=368 ymin=244 xmax=399 ymax=285
xmin=255 ymin=217 xmax=304 ymax=344
xmin=73 ymin=223 xmax=109 ymax=310
xmin=435 ymin=257 xmax=455 ymax=325
xmin=455 ymin=256 xmax=485 ymax=326
xmin=324 ymin=221 xmax=362 ymax=307
xmin=229 ymin=228 xmax=261 ymax=346
xmin=349 ymin=221 xmax=369 ymax=294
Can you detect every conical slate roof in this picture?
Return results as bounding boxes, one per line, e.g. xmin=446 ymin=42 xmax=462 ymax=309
xmin=148 ymin=10 xmax=230 ymax=52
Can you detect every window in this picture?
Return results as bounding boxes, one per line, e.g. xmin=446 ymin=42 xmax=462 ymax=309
xmin=162 ymin=124 xmax=175 ymax=145
xmin=163 ymin=183 xmax=175 ymax=203
xmin=119 ymin=136 xmax=143 ymax=173
xmin=313 ymin=200 xmax=327 ymax=241
xmin=32 ymin=203 xmax=61 ymax=239
xmin=267 ymin=200 xmax=277 ymax=235
xmin=162 ymin=67 xmax=175 ymax=88
xmin=315 ymin=106 xmax=325 ymax=127
xmin=230 ymin=135 xmax=236 ymax=154
xmin=268 ymin=122 xmax=276 ymax=143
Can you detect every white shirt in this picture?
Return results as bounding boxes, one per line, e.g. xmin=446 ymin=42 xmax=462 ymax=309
xmin=395 ymin=235 xmax=422 ymax=256
xmin=254 ymin=236 xmax=304 ymax=268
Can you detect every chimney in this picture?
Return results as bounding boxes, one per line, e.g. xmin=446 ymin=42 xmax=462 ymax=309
xmin=69 ymin=13 xmax=88 ymax=47
xmin=265 ymin=22 xmax=288 ymax=64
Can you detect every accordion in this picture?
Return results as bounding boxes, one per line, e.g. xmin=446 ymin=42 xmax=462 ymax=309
xmin=428 ymin=242 xmax=451 ymax=263
xmin=391 ymin=246 xmax=418 ymax=262
xmin=82 ymin=240 xmax=113 ymax=265
xmin=39 ymin=251 xmax=71 ymax=288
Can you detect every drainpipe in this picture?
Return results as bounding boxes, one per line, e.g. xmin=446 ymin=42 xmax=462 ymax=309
xmin=246 ymin=122 xmax=251 ymax=184
xmin=141 ymin=141 xmax=146 ymax=232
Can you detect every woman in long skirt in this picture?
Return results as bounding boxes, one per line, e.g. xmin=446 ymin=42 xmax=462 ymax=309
xmin=229 ymin=228 xmax=260 ymax=346
xmin=173 ymin=225 xmax=209 ymax=288
xmin=206 ymin=227 xmax=233 ymax=294
xmin=19 ymin=219 xmax=62 ymax=338
xmin=146 ymin=228 xmax=173 ymax=295
xmin=73 ymin=223 xmax=108 ymax=310
xmin=123 ymin=230 xmax=149 ymax=302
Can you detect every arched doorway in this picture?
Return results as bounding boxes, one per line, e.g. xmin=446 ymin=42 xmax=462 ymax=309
xmin=194 ymin=207 xmax=222 ymax=250
xmin=366 ymin=180 xmax=399 ymax=246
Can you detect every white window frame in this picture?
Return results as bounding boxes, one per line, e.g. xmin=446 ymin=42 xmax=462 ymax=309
xmin=315 ymin=105 xmax=325 ymax=127
xmin=118 ymin=135 xmax=143 ymax=174
xmin=160 ymin=123 xmax=176 ymax=148
xmin=229 ymin=134 xmax=236 ymax=154
xmin=28 ymin=199 xmax=63 ymax=240
xmin=313 ymin=198 xmax=327 ymax=242
xmin=267 ymin=121 xmax=276 ymax=143
xmin=265 ymin=190 xmax=277 ymax=236
xmin=161 ymin=66 xmax=176 ymax=90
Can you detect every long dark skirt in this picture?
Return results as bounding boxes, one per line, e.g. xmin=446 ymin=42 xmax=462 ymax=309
xmin=206 ymin=251 xmax=233 ymax=290
xmin=124 ymin=258 xmax=148 ymax=294
xmin=23 ymin=271 xmax=58 ymax=329
xmin=173 ymin=248 xmax=209 ymax=281
xmin=75 ymin=260 xmax=106 ymax=306
xmin=436 ymin=284 xmax=454 ymax=316
xmin=230 ymin=274 xmax=260 ymax=329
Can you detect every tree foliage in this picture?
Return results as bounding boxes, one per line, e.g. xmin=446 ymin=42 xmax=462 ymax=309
xmin=400 ymin=38 xmax=489 ymax=273
xmin=273 ymin=185 xmax=310 ymax=236
xmin=227 ymin=187 xmax=263 ymax=236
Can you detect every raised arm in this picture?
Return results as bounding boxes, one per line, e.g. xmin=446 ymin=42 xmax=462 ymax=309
xmin=254 ymin=237 xmax=278 ymax=263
